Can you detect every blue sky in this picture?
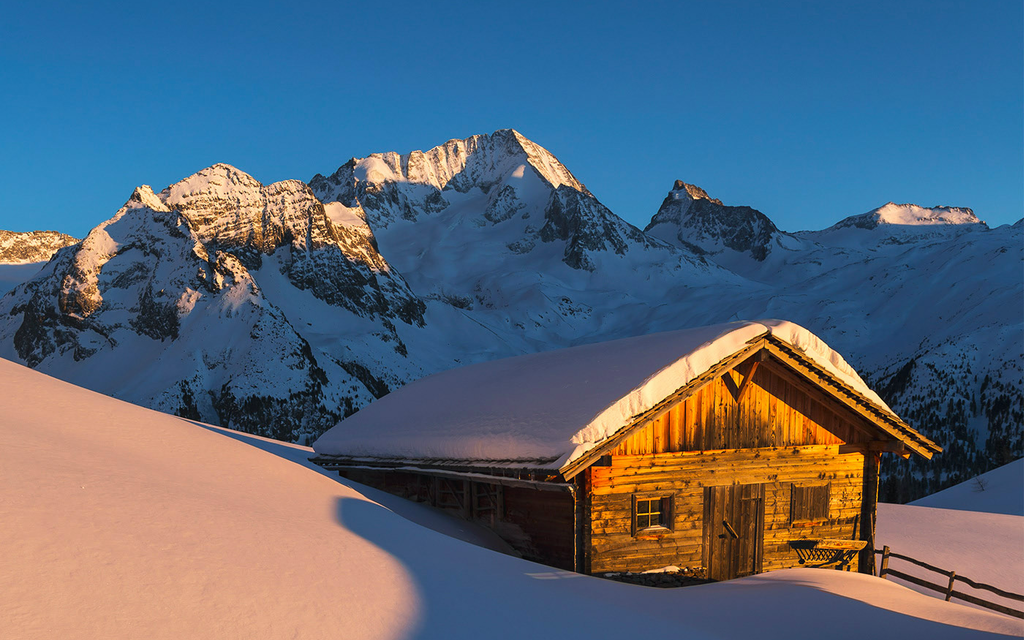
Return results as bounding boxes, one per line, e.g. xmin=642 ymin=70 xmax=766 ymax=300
xmin=1 ymin=0 xmax=1020 ymax=238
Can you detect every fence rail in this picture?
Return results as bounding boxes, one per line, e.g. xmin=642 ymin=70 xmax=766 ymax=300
xmin=876 ymin=546 xmax=1024 ymax=620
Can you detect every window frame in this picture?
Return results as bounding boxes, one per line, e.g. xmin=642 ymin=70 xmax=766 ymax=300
xmin=790 ymin=482 xmax=831 ymax=525
xmin=631 ymin=492 xmax=674 ymax=536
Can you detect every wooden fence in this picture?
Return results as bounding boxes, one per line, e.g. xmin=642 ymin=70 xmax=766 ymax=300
xmin=876 ymin=546 xmax=1024 ymax=619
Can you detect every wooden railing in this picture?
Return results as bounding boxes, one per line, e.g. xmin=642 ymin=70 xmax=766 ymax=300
xmin=876 ymin=546 xmax=1024 ymax=619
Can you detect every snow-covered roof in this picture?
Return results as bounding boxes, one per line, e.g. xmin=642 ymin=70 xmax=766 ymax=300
xmin=312 ymin=320 xmax=905 ymax=470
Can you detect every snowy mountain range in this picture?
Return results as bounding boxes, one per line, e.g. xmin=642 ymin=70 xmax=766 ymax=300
xmin=1 ymin=129 xmax=1020 ymax=499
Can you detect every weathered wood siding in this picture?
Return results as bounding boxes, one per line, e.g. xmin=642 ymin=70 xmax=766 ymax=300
xmin=333 ymin=468 xmax=576 ymax=570
xmin=498 ymin=486 xmax=575 ymax=570
xmin=612 ymin=361 xmax=872 ymax=456
xmin=586 ymin=445 xmax=864 ymax=574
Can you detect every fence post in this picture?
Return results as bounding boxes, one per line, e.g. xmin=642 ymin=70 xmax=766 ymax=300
xmin=945 ymin=571 xmax=957 ymax=602
xmin=879 ymin=546 xmax=890 ymax=579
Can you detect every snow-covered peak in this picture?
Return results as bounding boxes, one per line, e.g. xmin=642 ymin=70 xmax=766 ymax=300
xmin=158 ymin=163 xmax=322 ymax=254
xmin=126 ymin=185 xmax=171 ymax=213
xmin=154 ymin=163 xmax=426 ymax=324
xmin=671 ymin=180 xmax=723 ymax=205
xmin=309 ymin=129 xmax=662 ymax=272
xmin=507 ymin=129 xmax=590 ymax=195
xmin=312 ymin=129 xmax=590 ymax=200
xmin=645 ymin=180 xmax=781 ymax=261
xmin=159 ymin=163 xmax=263 ymax=204
xmin=832 ymin=203 xmax=985 ymax=230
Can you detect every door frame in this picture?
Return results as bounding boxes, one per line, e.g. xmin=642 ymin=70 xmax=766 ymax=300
xmin=702 ymin=482 xmax=766 ymax=580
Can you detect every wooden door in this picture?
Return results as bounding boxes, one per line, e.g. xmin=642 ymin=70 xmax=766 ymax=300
xmin=703 ymin=483 xmax=765 ymax=581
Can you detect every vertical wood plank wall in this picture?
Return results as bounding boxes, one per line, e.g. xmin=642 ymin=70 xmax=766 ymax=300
xmin=587 ymin=363 xmax=871 ymax=575
xmin=611 ymin=363 xmax=870 ymax=455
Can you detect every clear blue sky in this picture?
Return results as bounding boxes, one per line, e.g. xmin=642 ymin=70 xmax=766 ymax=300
xmin=1 ymin=0 xmax=1020 ymax=238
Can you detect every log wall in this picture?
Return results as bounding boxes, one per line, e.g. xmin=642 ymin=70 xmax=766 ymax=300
xmin=586 ymin=445 xmax=865 ymax=574
xmin=333 ymin=468 xmax=577 ymax=570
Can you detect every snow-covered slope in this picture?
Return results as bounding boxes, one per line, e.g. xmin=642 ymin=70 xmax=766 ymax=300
xmin=0 ymin=263 xmax=49 ymax=297
xmin=0 ymin=229 xmax=79 ymax=264
xmin=2 ymin=357 xmax=1018 ymax=639
xmin=910 ymin=459 xmax=1024 ymax=516
xmin=877 ymin=501 xmax=1023 ymax=622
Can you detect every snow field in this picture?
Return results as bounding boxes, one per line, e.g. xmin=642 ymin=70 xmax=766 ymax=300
xmin=910 ymin=458 xmax=1024 ymax=516
xmin=875 ymin=460 xmax=1024 ymax=620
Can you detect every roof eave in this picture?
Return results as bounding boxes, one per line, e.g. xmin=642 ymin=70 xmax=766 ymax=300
xmin=762 ymin=336 xmax=941 ymax=459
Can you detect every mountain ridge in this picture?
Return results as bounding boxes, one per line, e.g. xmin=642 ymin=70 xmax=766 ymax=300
xmin=0 ymin=229 xmax=80 ymax=264
xmin=830 ymin=202 xmax=985 ymax=231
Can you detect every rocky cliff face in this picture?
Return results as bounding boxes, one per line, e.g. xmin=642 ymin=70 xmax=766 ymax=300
xmin=161 ymin=164 xmax=424 ymax=326
xmin=644 ymin=180 xmax=783 ymax=261
xmin=0 ymin=181 xmax=379 ymax=442
xmin=0 ymin=230 xmax=79 ymax=264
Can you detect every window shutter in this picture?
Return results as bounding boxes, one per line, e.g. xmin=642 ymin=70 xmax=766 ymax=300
xmin=791 ymin=483 xmax=830 ymax=523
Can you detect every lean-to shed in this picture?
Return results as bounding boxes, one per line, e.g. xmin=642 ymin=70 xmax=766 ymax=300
xmin=311 ymin=320 xmax=940 ymax=580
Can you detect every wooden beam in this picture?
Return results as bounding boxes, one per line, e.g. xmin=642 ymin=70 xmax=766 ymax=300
xmin=721 ymin=370 xmax=742 ymax=402
xmin=838 ymin=441 xmax=907 ymax=455
xmin=736 ymin=361 xmax=760 ymax=403
xmin=319 ymin=462 xmax=575 ymax=492
xmin=721 ymin=359 xmax=761 ymax=404
xmin=859 ymin=451 xmax=880 ymax=574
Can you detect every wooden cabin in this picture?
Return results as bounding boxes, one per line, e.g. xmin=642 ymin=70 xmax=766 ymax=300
xmin=311 ymin=320 xmax=940 ymax=581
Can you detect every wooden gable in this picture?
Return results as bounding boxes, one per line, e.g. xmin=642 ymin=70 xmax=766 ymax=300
xmin=609 ymin=359 xmax=860 ymax=456
xmin=561 ymin=336 xmax=939 ymax=480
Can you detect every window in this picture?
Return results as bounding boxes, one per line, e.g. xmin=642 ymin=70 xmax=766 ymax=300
xmin=790 ymin=483 xmax=830 ymax=524
xmin=632 ymin=494 xmax=674 ymax=535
